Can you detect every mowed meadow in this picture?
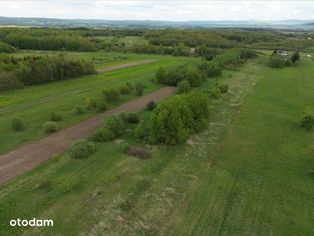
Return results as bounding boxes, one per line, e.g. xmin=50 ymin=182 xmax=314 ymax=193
xmin=0 ymin=51 xmax=199 ymax=154
xmin=0 ymin=52 xmax=313 ymax=235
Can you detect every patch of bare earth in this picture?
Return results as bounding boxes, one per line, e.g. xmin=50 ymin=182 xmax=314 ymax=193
xmin=96 ymin=59 xmax=156 ymax=73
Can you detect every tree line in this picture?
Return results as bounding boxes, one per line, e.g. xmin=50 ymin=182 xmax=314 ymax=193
xmin=0 ymin=55 xmax=95 ymax=90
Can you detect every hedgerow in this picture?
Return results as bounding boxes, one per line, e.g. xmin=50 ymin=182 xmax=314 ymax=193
xmin=149 ymin=91 xmax=209 ymax=145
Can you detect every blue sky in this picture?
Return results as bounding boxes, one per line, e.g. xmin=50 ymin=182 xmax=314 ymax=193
xmin=0 ymin=1 xmax=314 ymax=21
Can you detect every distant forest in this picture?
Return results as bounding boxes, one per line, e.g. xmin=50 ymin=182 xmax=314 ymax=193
xmin=1 ymin=27 xmax=314 ymax=54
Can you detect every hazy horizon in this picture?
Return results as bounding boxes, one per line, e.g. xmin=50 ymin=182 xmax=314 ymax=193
xmin=1 ymin=1 xmax=314 ymax=22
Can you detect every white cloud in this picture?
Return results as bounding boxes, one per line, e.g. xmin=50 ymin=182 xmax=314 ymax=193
xmin=0 ymin=1 xmax=313 ymax=21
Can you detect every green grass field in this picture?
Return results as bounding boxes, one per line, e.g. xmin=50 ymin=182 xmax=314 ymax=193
xmin=0 ymin=52 xmax=199 ymax=154
xmin=0 ymin=54 xmax=314 ymax=235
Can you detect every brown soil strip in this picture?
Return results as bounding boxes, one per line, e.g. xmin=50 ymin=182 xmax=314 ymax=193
xmin=0 ymin=87 xmax=176 ymax=185
xmin=96 ymin=59 xmax=156 ymax=73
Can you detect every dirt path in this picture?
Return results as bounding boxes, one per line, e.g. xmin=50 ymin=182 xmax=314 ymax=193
xmin=96 ymin=59 xmax=156 ymax=73
xmin=0 ymin=87 xmax=176 ymax=185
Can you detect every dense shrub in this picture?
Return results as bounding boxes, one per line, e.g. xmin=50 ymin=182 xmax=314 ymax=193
xmin=291 ymin=51 xmax=300 ymax=63
xmin=43 ymin=121 xmax=58 ymax=133
xmin=177 ymin=80 xmax=191 ymax=94
xmin=96 ymin=101 xmax=107 ymax=112
xmin=301 ymin=115 xmax=314 ymax=130
xmin=214 ymin=49 xmax=242 ymax=68
xmin=268 ymin=55 xmax=286 ymax=68
xmin=74 ymin=105 xmax=84 ymax=115
xmin=156 ymin=66 xmax=178 ymax=86
xmin=218 ymin=82 xmax=229 ymax=93
xmin=155 ymin=65 xmax=195 ymax=86
xmin=0 ymin=72 xmax=23 ymax=90
xmin=155 ymin=67 xmax=167 ymax=84
xmin=240 ymin=49 xmax=257 ymax=59
xmin=126 ymin=113 xmax=140 ymax=124
xmin=68 ymin=139 xmax=96 ymax=159
xmin=103 ymin=88 xmax=119 ymax=102
xmin=125 ymin=145 xmax=151 ymax=159
xmin=285 ymin=58 xmax=292 ymax=67
xmin=197 ymin=61 xmax=222 ymax=79
xmin=18 ymin=56 xmax=95 ymax=86
xmin=126 ymin=82 xmax=133 ymax=91
xmin=134 ymin=122 xmax=147 ymax=139
xmin=135 ymin=82 xmax=145 ymax=96
xmin=103 ymin=115 xmax=125 ymax=137
xmin=185 ymin=67 xmax=202 ymax=87
xmin=207 ymin=88 xmax=222 ymax=99
xmin=90 ymin=127 xmax=115 ymax=142
xmin=146 ymin=101 xmax=156 ymax=111
xmin=11 ymin=117 xmax=25 ymax=131
xmin=119 ymin=112 xmax=140 ymax=124
xmin=0 ymin=41 xmax=17 ymax=53
xmin=149 ymin=91 xmax=209 ymax=145
xmin=197 ymin=45 xmax=219 ymax=60
xmin=50 ymin=112 xmax=62 ymax=122
xmin=119 ymin=85 xmax=131 ymax=94
xmin=85 ymin=97 xmax=97 ymax=110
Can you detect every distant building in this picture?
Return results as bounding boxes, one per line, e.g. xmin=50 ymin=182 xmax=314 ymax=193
xmin=278 ymin=49 xmax=288 ymax=56
xmin=272 ymin=49 xmax=288 ymax=59
xmin=190 ymin=47 xmax=196 ymax=54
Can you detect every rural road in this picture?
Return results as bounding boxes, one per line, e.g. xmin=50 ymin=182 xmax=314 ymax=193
xmin=0 ymin=87 xmax=176 ymax=185
xmin=96 ymin=59 xmax=156 ymax=73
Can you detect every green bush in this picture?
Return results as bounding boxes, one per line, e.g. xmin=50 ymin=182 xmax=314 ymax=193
xmin=149 ymin=91 xmax=209 ymax=145
xmin=50 ymin=112 xmax=62 ymax=122
xmin=218 ymin=83 xmax=229 ymax=93
xmin=146 ymin=101 xmax=156 ymax=111
xmin=208 ymin=88 xmax=222 ymax=99
xmin=301 ymin=115 xmax=314 ymax=130
xmin=74 ymin=105 xmax=84 ymax=115
xmin=43 ymin=121 xmax=58 ymax=133
xmin=11 ymin=117 xmax=25 ymax=131
xmin=118 ymin=112 xmax=139 ymax=124
xmin=119 ymin=85 xmax=131 ymax=94
xmin=291 ymin=51 xmax=300 ymax=63
xmin=103 ymin=88 xmax=119 ymax=102
xmin=103 ymin=115 xmax=125 ymax=137
xmin=0 ymin=41 xmax=17 ymax=53
xmin=126 ymin=82 xmax=133 ymax=91
xmin=155 ymin=66 xmax=168 ymax=84
xmin=185 ymin=67 xmax=202 ymax=87
xmin=269 ymin=55 xmax=285 ymax=68
xmin=85 ymin=97 xmax=96 ymax=110
xmin=156 ymin=65 xmax=203 ymax=86
xmin=240 ymin=49 xmax=257 ymax=59
xmin=90 ymin=127 xmax=115 ymax=142
xmin=0 ymin=71 xmax=23 ymax=91
xmin=135 ymin=82 xmax=145 ymax=96
xmin=126 ymin=113 xmax=139 ymax=124
xmin=285 ymin=58 xmax=292 ymax=67
xmin=68 ymin=139 xmax=95 ymax=159
xmin=96 ymin=101 xmax=107 ymax=112
xmin=134 ymin=122 xmax=147 ymax=139
xmin=17 ymin=56 xmax=95 ymax=86
xmin=177 ymin=80 xmax=191 ymax=94
xmin=197 ymin=61 xmax=221 ymax=79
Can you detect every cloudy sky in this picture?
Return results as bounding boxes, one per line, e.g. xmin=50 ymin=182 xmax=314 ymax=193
xmin=0 ymin=1 xmax=313 ymax=21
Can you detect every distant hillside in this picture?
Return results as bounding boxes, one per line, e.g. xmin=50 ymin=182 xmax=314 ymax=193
xmin=0 ymin=16 xmax=314 ymax=29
